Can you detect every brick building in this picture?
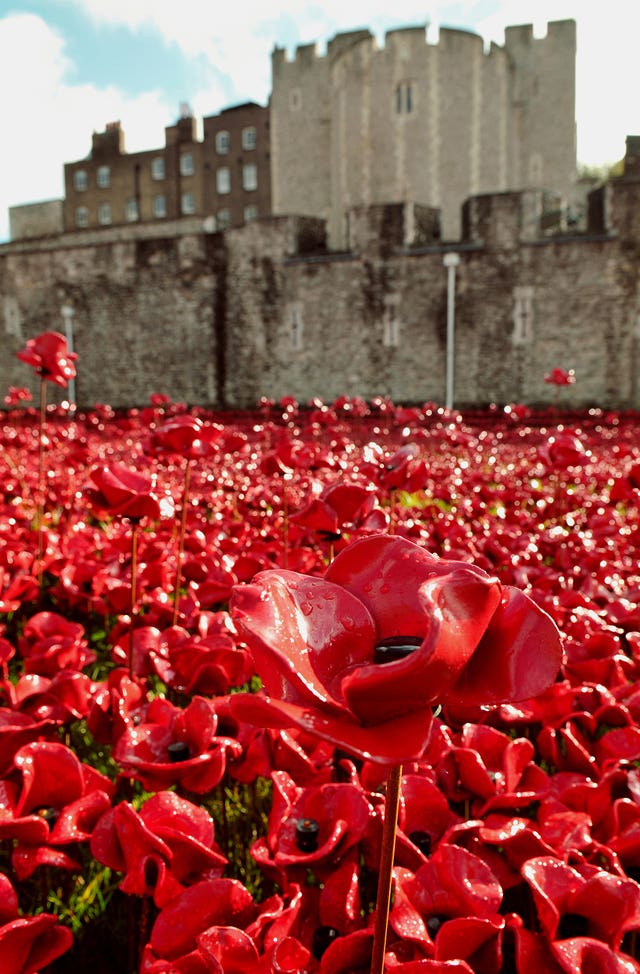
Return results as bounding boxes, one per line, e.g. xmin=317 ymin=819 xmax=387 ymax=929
xmin=62 ymin=102 xmax=270 ymax=234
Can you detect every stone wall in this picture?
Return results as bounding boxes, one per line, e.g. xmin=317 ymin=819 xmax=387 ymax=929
xmin=1 ymin=222 xmax=222 ymax=407
xmin=1 ymin=176 xmax=639 ymax=411
xmin=9 ymin=200 xmax=64 ymax=240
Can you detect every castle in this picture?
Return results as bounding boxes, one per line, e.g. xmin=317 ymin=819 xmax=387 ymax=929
xmin=5 ymin=18 xmax=635 ymax=412
xmin=9 ymin=19 xmax=576 ymax=247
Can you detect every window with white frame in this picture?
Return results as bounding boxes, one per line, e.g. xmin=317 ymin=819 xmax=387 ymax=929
xmin=181 ymin=192 xmax=196 ymax=215
xmin=215 ymin=131 xmax=230 ymax=154
xmin=180 ymin=152 xmax=194 ymax=176
xmin=75 ymin=206 xmax=89 ymax=227
xmin=290 ymin=305 xmax=304 ymax=351
xmin=151 ymin=156 xmax=165 ymax=180
xmin=98 ymin=202 xmax=111 ymax=225
xmin=242 ymin=126 xmax=256 ymax=150
xmin=153 ymin=195 xmax=167 ymax=218
xmin=73 ymin=169 xmax=87 ymax=192
xmin=243 ymin=164 xmax=257 ymax=191
xmin=383 ymin=313 xmax=400 ymax=347
xmin=216 ymin=209 xmax=231 ymax=230
xmin=513 ymin=286 xmax=534 ymax=344
xmin=244 ymin=205 xmax=258 ymax=223
xmin=97 ymin=165 xmax=110 ymax=188
xmin=216 ymin=167 xmax=230 ymax=194
xmin=125 ymin=199 xmax=139 ymax=222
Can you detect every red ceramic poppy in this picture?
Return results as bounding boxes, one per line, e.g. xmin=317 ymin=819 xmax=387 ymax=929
xmin=0 ymin=910 xmax=73 ymax=974
xmin=230 ymin=535 xmax=563 ymax=764
xmin=90 ymin=791 xmax=227 ymax=907
xmin=552 ymin=938 xmax=640 ymax=973
xmin=17 ymin=611 xmax=94 ymax=677
xmin=545 ymin=367 xmax=576 ymax=386
xmin=86 ymin=462 xmax=173 ymax=521
xmin=16 ymin=331 xmax=77 ymax=387
xmin=112 ymin=695 xmax=243 ymax=793
xmin=144 ymin=878 xmax=256 ymax=963
xmin=3 ymin=386 xmax=32 ymax=406
xmin=150 ymin=415 xmax=223 ymax=460
xmin=250 ymin=770 xmax=372 ymax=888
xmin=522 ymin=855 xmax=640 ymax=949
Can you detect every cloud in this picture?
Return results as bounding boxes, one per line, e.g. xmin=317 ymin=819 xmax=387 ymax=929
xmin=0 ymin=12 xmax=174 ymax=242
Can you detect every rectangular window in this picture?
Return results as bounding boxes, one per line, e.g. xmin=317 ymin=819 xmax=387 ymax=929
xmin=153 ymin=195 xmax=167 ymax=218
xmin=383 ymin=315 xmax=400 ymax=347
xmin=513 ymin=286 xmax=534 ymax=345
xmin=151 ymin=156 xmax=165 ymax=180
xmin=243 ymin=164 xmax=257 ymax=191
xmin=98 ymin=202 xmax=111 ymax=225
xmin=290 ymin=306 xmax=304 ymax=351
xmin=242 ymin=126 xmax=256 ymax=150
xmin=125 ymin=199 xmax=139 ymax=222
xmin=180 ymin=152 xmax=194 ymax=176
xmin=97 ymin=165 xmax=110 ymax=188
xmin=75 ymin=206 xmax=88 ymax=227
xmin=215 ymin=131 xmax=230 ymax=154
xmin=244 ymin=205 xmax=258 ymax=223
xmin=216 ymin=167 xmax=230 ymax=194
xmin=181 ymin=192 xmax=196 ymax=215
xmin=216 ymin=209 xmax=231 ymax=230
xmin=396 ymin=83 xmax=413 ymax=114
xmin=73 ymin=170 xmax=87 ymax=192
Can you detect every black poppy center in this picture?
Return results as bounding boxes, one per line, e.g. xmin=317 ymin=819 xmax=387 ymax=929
xmin=408 ymin=830 xmax=432 ymax=856
xmin=168 ymin=741 xmax=190 ymax=762
xmin=373 ymin=635 xmax=422 ymax=664
xmin=295 ymin=817 xmax=320 ymax=852
xmin=37 ymin=807 xmax=60 ymax=826
xmin=427 ymin=914 xmax=447 ymax=937
xmin=556 ymin=913 xmax=590 ymax=939
xmin=312 ymin=925 xmax=339 ymax=959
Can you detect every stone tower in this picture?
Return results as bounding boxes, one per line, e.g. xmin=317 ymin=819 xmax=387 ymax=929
xmin=270 ymin=20 xmax=576 ymax=245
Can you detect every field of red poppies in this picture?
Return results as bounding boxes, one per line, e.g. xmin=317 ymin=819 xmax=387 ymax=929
xmin=3 ymin=334 xmax=640 ymax=973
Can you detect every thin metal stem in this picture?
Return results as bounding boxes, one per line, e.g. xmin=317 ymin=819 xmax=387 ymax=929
xmin=172 ymin=459 xmax=191 ymax=626
xmin=129 ymin=524 xmax=138 ymax=679
xmin=36 ymin=378 xmax=47 ymax=584
xmin=371 ymin=762 xmax=403 ymax=974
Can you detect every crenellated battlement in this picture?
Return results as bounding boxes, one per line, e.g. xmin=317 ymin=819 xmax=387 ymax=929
xmin=272 ymin=19 xmax=570 ymax=73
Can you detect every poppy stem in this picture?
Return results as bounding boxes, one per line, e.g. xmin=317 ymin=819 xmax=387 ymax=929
xmin=282 ymin=476 xmax=290 ymax=570
xmin=36 ymin=377 xmax=47 ymax=586
xmin=129 ymin=524 xmax=138 ymax=679
xmin=371 ymin=762 xmax=403 ymax=974
xmin=172 ymin=458 xmax=191 ymax=626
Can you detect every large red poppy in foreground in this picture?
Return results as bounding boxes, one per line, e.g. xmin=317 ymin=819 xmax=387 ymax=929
xmin=230 ymin=535 xmax=563 ymax=764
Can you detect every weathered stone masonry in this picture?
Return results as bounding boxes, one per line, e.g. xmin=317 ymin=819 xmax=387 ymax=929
xmin=2 ymin=172 xmax=640 ymax=411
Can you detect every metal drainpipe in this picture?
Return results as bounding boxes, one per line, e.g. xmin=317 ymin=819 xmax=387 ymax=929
xmin=443 ymin=252 xmax=460 ymax=410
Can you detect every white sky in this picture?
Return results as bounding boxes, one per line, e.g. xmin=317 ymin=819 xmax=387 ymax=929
xmin=0 ymin=0 xmax=638 ymax=242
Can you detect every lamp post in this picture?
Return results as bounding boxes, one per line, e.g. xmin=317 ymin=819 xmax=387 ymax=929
xmin=443 ymin=252 xmax=460 ymax=410
xmin=60 ymin=304 xmax=76 ymax=408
